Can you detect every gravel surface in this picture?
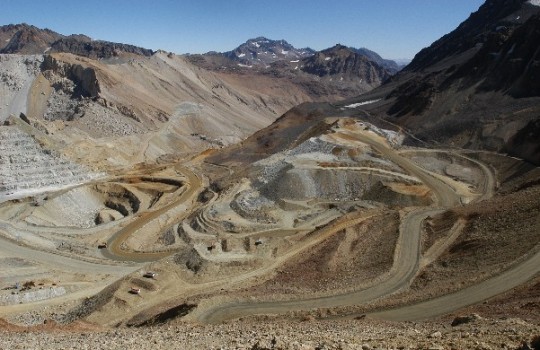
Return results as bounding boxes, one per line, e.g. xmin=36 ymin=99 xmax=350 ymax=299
xmin=0 ymin=317 xmax=538 ymax=349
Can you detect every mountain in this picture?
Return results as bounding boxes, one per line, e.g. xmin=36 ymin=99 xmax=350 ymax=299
xmin=2 ymin=3 xmax=540 ymax=334
xmin=300 ymin=44 xmax=392 ymax=84
xmin=223 ymin=36 xmax=315 ymax=66
xmin=349 ymin=46 xmax=401 ymax=73
xmin=187 ymin=38 xmax=397 ymax=100
xmin=0 ymin=23 xmax=62 ymax=54
xmin=218 ymin=37 xmax=402 ymax=74
xmin=210 ymin=0 xmax=540 ymax=166
xmin=0 ymin=24 xmax=335 ymax=169
xmin=391 ymin=58 xmax=412 ymax=68
xmin=199 ymin=2 xmax=540 ymax=327
xmin=190 ymin=36 xmax=400 ymax=74
xmin=338 ymin=0 xmax=540 ymax=165
xmin=0 ymin=23 xmax=154 ymax=58
xmin=0 ymin=24 xmax=400 ymax=171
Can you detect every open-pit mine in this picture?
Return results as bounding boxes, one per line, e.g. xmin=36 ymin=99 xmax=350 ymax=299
xmin=1 ymin=4 xmax=540 ymax=346
xmin=2 ymin=102 xmax=538 ymax=330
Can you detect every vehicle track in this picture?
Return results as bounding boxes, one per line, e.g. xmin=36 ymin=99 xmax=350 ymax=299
xmin=193 ymin=129 xmax=512 ymax=324
xmin=197 ymin=208 xmax=444 ymax=323
xmin=369 ymin=244 xmax=540 ymax=321
xmin=102 ymin=166 xmax=202 ymax=262
xmin=196 ymin=129 xmax=465 ymax=323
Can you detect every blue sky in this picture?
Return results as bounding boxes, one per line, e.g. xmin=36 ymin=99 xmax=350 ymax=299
xmin=1 ymin=0 xmax=484 ymax=59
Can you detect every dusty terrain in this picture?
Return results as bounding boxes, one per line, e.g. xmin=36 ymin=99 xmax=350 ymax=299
xmin=1 ymin=317 xmax=539 ymax=349
xmin=1 ymin=63 xmax=538 ymax=346
xmin=1 ymin=111 xmax=538 ymax=346
xmin=1 ymin=3 xmax=540 ymax=347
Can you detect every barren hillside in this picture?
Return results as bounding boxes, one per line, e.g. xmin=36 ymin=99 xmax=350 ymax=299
xmin=342 ymin=0 xmax=540 ymax=165
xmin=0 ymin=1 xmax=539 ymax=348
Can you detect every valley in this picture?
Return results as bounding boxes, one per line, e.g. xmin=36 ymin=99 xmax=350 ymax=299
xmin=1 ymin=1 xmax=540 ymax=348
xmin=1 ymin=113 xmax=537 ymax=330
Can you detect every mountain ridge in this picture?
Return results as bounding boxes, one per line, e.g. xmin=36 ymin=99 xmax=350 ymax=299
xmin=345 ymin=0 xmax=540 ymax=165
xmin=222 ymin=36 xmax=315 ymax=66
xmin=198 ymin=36 xmax=401 ymax=73
xmin=0 ymin=23 xmax=154 ymax=58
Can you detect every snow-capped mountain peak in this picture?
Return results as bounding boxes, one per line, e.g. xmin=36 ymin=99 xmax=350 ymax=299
xmin=224 ymin=37 xmax=315 ymax=66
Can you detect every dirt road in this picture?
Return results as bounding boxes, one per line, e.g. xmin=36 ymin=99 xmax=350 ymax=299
xmin=0 ymin=165 xmax=201 ymax=314
xmin=196 ymin=128 xmax=465 ymax=323
xmin=370 ymin=246 xmax=540 ymax=321
xmin=102 ymin=166 xmax=202 ymax=262
xmin=198 ymin=208 xmax=444 ymax=323
xmin=0 ymin=234 xmax=139 ymax=275
xmin=200 ymin=135 xmax=528 ymax=324
xmin=0 ymin=226 xmax=140 ymax=316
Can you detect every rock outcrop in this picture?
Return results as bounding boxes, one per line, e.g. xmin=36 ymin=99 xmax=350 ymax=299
xmin=340 ymin=0 xmax=540 ymax=165
xmin=0 ymin=24 xmax=62 ymax=54
xmin=41 ymin=55 xmax=100 ymax=98
xmin=0 ymin=23 xmax=154 ymax=59
xmin=301 ymin=45 xmax=392 ymax=84
xmin=49 ymin=38 xmax=154 ymax=59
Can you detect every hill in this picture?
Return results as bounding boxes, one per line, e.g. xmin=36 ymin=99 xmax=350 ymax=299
xmin=0 ymin=3 xmax=539 ymax=346
xmin=342 ymin=0 xmax=540 ymax=164
xmin=0 ymin=23 xmax=153 ymax=58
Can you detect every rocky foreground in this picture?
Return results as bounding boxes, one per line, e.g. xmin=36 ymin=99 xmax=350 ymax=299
xmin=0 ymin=316 xmax=538 ymax=350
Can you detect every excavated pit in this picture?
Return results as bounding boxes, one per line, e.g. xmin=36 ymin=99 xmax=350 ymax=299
xmin=14 ymin=177 xmax=183 ymax=228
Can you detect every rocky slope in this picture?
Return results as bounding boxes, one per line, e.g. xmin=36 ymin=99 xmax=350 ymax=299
xmin=0 ymin=50 xmax=322 ymax=171
xmin=187 ymin=38 xmax=396 ymax=100
xmin=222 ymin=37 xmax=315 ymax=66
xmin=0 ymin=25 xmax=396 ymax=175
xmin=341 ymin=0 xmax=540 ymax=165
xmin=49 ymin=37 xmax=154 ymax=59
xmin=0 ymin=23 xmax=154 ymax=58
xmin=1 ymin=317 xmax=539 ymax=350
xmin=350 ymin=46 xmax=401 ymax=73
xmin=0 ymin=24 xmax=62 ymax=54
xmin=300 ymin=44 xmax=392 ymax=84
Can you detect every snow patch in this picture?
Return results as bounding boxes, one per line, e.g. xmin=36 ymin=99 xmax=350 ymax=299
xmin=251 ymin=42 xmax=261 ymax=48
xmin=237 ymin=53 xmax=246 ymax=58
xmin=290 ymin=60 xmax=299 ymax=63
xmin=237 ymin=63 xmax=253 ymax=68
xmin=344 ymin=99 xmax=381 ymax=108
xmin=372 ymin=127 xmax=404 ymax=146
xmin=281 ymin=49 xmax=289 ymax=55
xmin=325 ymin=57 xmax=331 ymax=61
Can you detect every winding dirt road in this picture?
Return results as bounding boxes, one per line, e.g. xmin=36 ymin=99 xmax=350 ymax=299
xmin=102 ymin=166 xmax=202 ymax=262
xmin=2 ymin=124 xmax=530 ymax=326
xmin=370 ymin=246 xmax=540 ymax=321
xmin=0 ymin=165 xmax=201 ymax=314
xmin=0 ymin=234 xmax=138 ymax=276
xmin=196 ymin=128 xmax=466 ymax=323
xmin=198 ymin=208 xmax=444 ymax=323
